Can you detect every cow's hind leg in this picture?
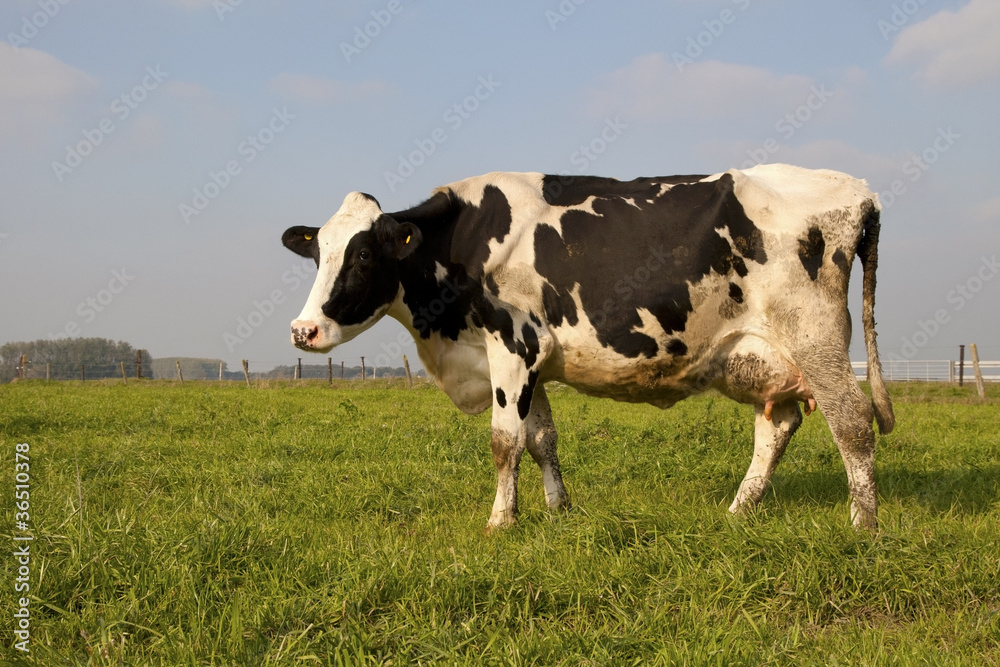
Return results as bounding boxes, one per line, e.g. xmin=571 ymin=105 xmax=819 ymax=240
xmin=729 ymin=400 xmax=802 ymax=515
xmin=524 ymin=386 xmax=570 ymax=513
xmin=800 ymin=359 xmax=879 ymax=530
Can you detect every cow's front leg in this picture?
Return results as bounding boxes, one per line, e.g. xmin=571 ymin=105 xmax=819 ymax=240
xmin=485 ymin=321 xmax=552 ymax=531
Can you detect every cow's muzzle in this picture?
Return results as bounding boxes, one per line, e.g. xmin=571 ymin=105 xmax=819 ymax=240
xmin=290 ymin=320 xmax=321 ymax=350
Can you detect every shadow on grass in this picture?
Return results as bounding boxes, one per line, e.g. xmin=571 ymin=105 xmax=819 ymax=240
xmin=721 ymin=464 xmax=1000 ymax=516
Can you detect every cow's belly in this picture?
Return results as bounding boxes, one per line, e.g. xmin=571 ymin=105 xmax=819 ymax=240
xmin=546 ymin=329 xmax=813 ymax=411
xmin=546 ymin=336 xmax=698 ymax=408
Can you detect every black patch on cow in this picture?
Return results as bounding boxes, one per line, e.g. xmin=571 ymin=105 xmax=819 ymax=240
xmin=832 ymin=248 xmax=848 ymax=271
xmin=529 ymin=312 xmax=541 ymax=327
xmin=667 ymin=339 xmax=688 ymax=356
xmin=452 ymin=184 xmax=512 ymax=280
xmin=533 ymin=173 xmax=767 ymax=359
xmin=728 ymin=282 xmax=744 ymax=304
xmin=495 ymin=387 xmax=507 ymax=408
xmin=798 ymin=226 xmax=825 ymax=281
xmin=517 ymin=370 xmax=539 ymax=421
xmin=521 ymin=323 xmax=540 ymax=369
xmin=485 ymin=273 xmax=500 ymax=295
xmin=541 ymin=174 xmax=708 ymax=207
xmin=319 ymin=228 xmax=403 ymax=326
xmin=542 ymin=281 xmax=577 ymax=327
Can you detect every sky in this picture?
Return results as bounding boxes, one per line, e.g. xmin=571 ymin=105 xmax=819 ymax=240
xmin=1 ymin=0 xmax=998 ymax=374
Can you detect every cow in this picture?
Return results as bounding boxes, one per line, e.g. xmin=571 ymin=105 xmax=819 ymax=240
xmin=281 ymin=164 xmax=894 ymax=531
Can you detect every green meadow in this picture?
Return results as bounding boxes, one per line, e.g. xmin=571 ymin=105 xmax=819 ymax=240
xmin=1 ymin=380 xmax=998 ymax=665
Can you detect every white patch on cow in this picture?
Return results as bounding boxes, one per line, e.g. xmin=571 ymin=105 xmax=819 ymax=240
xmin=632 ymin=307 xmax=670 ymax=347
xmin=434 ymin=261 xmax=449 ymax=283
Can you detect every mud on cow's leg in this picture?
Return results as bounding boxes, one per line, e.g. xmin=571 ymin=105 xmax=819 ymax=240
xmin=730 ymin=401 xmax=802 ymax=515
xmin=524 ymin=386 xmax=570 ymax=513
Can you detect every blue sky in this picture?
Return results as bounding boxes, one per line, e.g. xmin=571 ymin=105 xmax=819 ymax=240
xmin=1 ymin=0 xmax=998 ymax=373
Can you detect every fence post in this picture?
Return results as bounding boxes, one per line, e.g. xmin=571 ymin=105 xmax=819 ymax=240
xmin=176 ymin=360 xmax=184 ymax=384
xmin=46 ymin=363 xmax=50 ymax=382
xmin=340 ymin=361 xmax=344 ymax=379
xmin=958 ymin=345 xmax=965 ymax=386
xmin=18 ymin=354 xmax=26 ymax=380
xmin=970 ymin=343 xmax=986 ymax=400
xmin=297 ymin=357 xmax=302 ymax=381
xmin=242 ymin=360 xmax=251 ymax=387
xmin=121 ymin=361 xmax=128 ymax=385
xmin=403 ymin=355 xmax=413 ymax=387
xmin=219 ymin=362 xmax=223 ymax=381
xmin=360 ymin=357 xmax=365 ymax=381
xmin=328 ymin=357 xmax=333 ymax=385
xmin=136 ymin=350 xmax=142 ymax=379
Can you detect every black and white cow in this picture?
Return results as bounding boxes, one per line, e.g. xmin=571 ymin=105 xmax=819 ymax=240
xmin=282 ymin=164 xmax=894 ymax=530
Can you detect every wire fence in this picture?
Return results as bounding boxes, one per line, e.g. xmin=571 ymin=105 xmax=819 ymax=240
xmin=6 ymin=357 xmax=426 ymax=384
xmin=7 ymin=357 xmax=998 ymax=384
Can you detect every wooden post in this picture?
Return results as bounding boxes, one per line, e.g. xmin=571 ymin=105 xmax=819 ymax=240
xmin=18 ymin=354 xmax=26 ymax=380
xmin=219 ymin=362 xmax=223 ymax=381
xmin=360 ymin=357 xmax=365 ymax=381
xmin=328 ymin=357 xmax=333 ymax=385
xmin=297 ymin=357 xmax=302 ymax=381
xmin=970 ymin=343 xmax=986 ymax=400
xmin=958 ymin=345 xmax=965 ymax=386
xmin=81 ymin=364 xmax=85 ymax=382
xmin=403 ymin=354 xmax=413 ymax=387
xmin=120 ymin=361 xmax=128 ymax=385
xmin=242 ymin=359 xmax=251 ymax=387
xmin=175 ymin=360 xmax=184 ymax=384
xmin=340 ymin=361 xmax=344 ymax=379
xmin=136 ymin=350 xmax=142 ymax=379
xmin=46 ymin=363 xmax=50 ymax=382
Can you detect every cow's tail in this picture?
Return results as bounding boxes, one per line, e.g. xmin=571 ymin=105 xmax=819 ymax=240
xmin=858 ymin=200 xmax=895 ymax=434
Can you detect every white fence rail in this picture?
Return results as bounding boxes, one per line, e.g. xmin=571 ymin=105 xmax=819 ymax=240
xmin=852 ymin=360 xmax=1000 ymax=383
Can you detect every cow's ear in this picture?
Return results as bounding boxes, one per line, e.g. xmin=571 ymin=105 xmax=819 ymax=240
xmin=282 ymin=226 xmax=320 ymax=266
xmin=376 ymin=216 xmax=421 ymax=260
xmin=392 ymin=222 xmax=421 ymax=259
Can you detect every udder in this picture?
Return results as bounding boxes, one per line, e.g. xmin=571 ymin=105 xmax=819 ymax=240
xmin=721 ymin=340 xmax=816 ymax=419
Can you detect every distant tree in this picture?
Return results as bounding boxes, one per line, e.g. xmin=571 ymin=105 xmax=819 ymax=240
xmin=0 ymin=338 xmax=153 ymax=382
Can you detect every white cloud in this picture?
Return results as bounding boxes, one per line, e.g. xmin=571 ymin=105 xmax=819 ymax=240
xmin=585 ymin=54 xmax=816 ymax=122
xmin=0 ymin=43 xmax=98 ymax=144
xmin=268 ymin=73 xmax=387 ymax=105
xmin=884 ymin=0 xmax=1000 ymax=88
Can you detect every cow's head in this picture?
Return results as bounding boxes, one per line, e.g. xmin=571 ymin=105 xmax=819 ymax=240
xmin=282 ymin=191 xmax=421 ymax=352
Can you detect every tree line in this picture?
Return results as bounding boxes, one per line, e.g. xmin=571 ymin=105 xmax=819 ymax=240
xmin=0 ymin=338 xmax=153 ymax=383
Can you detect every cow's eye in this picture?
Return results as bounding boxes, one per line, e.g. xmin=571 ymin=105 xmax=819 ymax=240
xmin=359 ymin=249 xmax=372 ymax=261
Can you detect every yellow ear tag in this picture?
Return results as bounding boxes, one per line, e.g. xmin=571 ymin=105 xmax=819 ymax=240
xmin=405 ymin=235 xmax=411 ymax=244
xmin=304 ymin=234 xmax=313 ymax=240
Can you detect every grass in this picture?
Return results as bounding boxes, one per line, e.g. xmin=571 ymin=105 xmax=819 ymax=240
xmin=1 ymin=379 xmax=998 ymax=665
